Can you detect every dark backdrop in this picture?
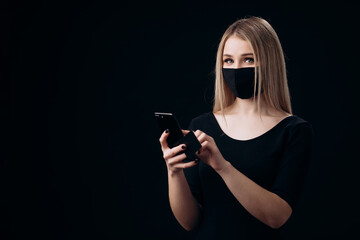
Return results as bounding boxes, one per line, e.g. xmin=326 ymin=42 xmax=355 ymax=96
xmin=1 ymin=0 xmax=359 ymax=239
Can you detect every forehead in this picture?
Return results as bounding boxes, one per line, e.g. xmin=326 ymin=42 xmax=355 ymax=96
xmin=223 ymin=36 xmax=253 ymax=55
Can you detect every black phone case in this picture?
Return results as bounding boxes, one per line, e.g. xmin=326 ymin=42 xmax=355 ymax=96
xmin=154 ymin=112 xmax=184 ymax=148
xmin=154 ymin=112 xmax=201 ymax=162
xmin=175 ymin=131 xmax=202 ymax=162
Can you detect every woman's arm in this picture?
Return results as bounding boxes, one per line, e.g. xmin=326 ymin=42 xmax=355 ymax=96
xmin=159 ymin=129 xmax=201 ymax=231
xmin=194 ymin=130 xmax=292 ymax=229
xmin=216 ymin=162 xmax=292 ymax=229
xmin=168 ymin=169 xmax=201 ymax=231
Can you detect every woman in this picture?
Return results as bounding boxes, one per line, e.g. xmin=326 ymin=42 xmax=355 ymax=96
xmin=159 ymin=16 xmax=314 ymax=239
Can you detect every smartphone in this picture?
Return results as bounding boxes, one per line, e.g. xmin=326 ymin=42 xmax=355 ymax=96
xmin=154 ymin=112 xmax=184 ymax=148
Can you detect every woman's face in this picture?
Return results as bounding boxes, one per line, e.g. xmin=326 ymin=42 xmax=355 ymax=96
xmin=223 ymin=36 xmax=255 ymax=69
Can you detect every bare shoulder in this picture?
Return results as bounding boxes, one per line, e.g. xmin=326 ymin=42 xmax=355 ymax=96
xmin=213 ymin=110 xmax=229 ymax=123
xmin=213 ymin=106 xmax=234 ymax=118
xmin=270 ymin=109 xmax=292 ymax=119
xmin=266 ymin=109 xmax=293 ymax=126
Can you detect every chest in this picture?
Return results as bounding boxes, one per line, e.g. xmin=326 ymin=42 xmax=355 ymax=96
xmin=199 ymin=134 xmax=286 ymax=191
xmin=214 ymin=115 xmax=281 ymax=141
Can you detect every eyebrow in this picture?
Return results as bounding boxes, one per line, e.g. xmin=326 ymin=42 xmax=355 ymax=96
xmin=223 ymin=53 xmax=254 ymax=57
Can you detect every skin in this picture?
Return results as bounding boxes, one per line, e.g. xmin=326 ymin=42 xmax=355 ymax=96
xmin=159 ymin=35 xmax=293 ymax=230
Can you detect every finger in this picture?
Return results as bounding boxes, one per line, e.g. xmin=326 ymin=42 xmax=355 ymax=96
xmin=159 ymin=129 xmax=170 ymax=151
xmin=181 ymin=129 xmax=190 ymax=135
xmin=197 ymin=140 xmax=210 ymax=155
xmin=197 ymin=132 xmax=208 ymax=144
xmin=167 ymin=152 xmax=187 ymax=165
xmin=194 ymin=129 xmax=203 ymax=137
xmin=163 ymin=144 xmax=187 ymax=160
xmin=173 ymin=160 xmax=199 ymax=169
xmin=202 ymin=140 xmax=210 ymax=149
xmin=196 ymin=130 xmax=214 ymax=143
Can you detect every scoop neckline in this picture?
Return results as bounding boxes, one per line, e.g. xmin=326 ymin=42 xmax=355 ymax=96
xmin=210 ymin=112 xmax=294 ymax=142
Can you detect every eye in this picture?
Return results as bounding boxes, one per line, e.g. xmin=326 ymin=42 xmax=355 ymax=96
xmin=224 ymin=58 xmax=233 ymax=64
xmin=244 ymin=57 xmax=254 ymax=63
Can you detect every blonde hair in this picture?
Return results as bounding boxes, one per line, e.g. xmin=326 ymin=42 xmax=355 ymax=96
xmin=213 ymin=16 xmax=292 ymax=118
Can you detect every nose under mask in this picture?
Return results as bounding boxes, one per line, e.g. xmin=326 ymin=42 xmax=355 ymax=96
xmin=222 ymin=67 xmax=263 ymax=99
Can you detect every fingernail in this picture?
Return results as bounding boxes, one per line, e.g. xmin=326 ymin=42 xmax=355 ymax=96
xmin=181 ymin=145 xmax=186 ymax=149
xmin=165 ymin=129 xmax=169 ymax=133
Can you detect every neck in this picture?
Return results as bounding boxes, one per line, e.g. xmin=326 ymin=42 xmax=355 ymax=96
xmin=227 ymin=94 xmax=269 ymax=116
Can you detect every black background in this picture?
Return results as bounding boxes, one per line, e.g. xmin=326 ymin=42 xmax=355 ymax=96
xmin=1 ymin=0 xmax=359 ymax=239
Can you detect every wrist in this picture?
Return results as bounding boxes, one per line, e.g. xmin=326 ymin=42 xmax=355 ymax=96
xmin=214 ymin=160 xmax=232 ymax=174
xmin=167 ymin=167 xmax=184 ymax=178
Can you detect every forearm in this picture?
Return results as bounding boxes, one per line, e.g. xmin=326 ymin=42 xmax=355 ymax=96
xmin=168 ymin=170 xmax=201 ymax=231
xmin=216 ymin=162 xmax=292 ymax=229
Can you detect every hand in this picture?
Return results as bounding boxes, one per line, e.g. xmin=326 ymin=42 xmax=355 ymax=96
xmin=194 ymin=130 xmax=230 ymax=172
xmin=159 ymin=129 xmax=198 ymax=175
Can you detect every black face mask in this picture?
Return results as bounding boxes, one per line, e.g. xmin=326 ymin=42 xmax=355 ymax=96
xmin=222 ymin=67 xmax=263 ymax=99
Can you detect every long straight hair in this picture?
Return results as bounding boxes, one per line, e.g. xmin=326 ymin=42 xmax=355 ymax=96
xmin=213 ymin=16 xmax=292 ymax=118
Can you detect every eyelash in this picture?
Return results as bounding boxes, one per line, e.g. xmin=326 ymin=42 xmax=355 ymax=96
xmin=223 ymin=58 xmax=254 ymax=64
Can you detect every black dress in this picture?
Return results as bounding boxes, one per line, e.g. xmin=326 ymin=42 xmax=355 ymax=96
xmin=183 ymin=112 xmax=314 ymax=239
